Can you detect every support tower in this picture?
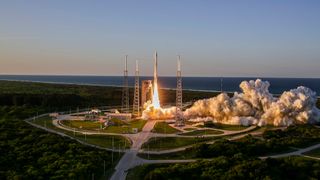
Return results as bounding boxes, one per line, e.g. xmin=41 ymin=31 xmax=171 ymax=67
xmin=133 ymin=60 xmax=140 ymax=116
xmin=121 ymin=55 xmax=129 ymax=113
xmin=175 ymin=55 xmax=184 ymax=126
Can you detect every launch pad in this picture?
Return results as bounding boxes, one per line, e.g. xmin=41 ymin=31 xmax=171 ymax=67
xmin=121 ymin=51 xmax=185 ymax=124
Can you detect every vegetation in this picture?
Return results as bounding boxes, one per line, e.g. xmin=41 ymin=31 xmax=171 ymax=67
xmin=211 ymin=123 xmax=250 ymax=131
xmin=141 ymin=136 xmax=218 ymax=151
xmin=0 ymin=80 xmax=224 ymax=109
xmin=0 ymin=107 xmax=122 ymax=179
xmin=142 ymin=125 xmax=320 ymax=160
xmin=303 ymin=147 xmax=320 ymax=158
xmin=33 ymin=116 xmax=131 ymax=149
xmin=103 ymin=119 xmax=147 ymax=133
xmin=62 ymin=120 xmax=102 ymax=130
xmin=179 ymin=129 xmax=223 ymax=136
xmin=128 ymin=156 xmax=320 ymax=180
xmin=183 ymin=127 xmax=196 ymax=131
xmin=1 ymin=80 xmax=319 ymax=179
xmin=152 ymin=122 xmax=181 ymax=134
xmin=61 ymin=119 xmax=146 ymax=134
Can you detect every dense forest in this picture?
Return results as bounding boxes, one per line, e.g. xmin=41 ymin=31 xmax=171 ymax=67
xmin=1 ymin=80 xmax=320 ymax=179
xmin=0 ymin=80 xmax=215 ymax=110
xmin=0 ymin=106 xmax=121 ymax=179
xmin=188 ymin=125 xmax=320 ymax=159
xmin=130 ymin=156 xmax=320 ymax=180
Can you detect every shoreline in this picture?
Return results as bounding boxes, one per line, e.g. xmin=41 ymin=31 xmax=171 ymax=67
xmin=0 ymin=79 xmax=225 ymax=93
xmin=1 ymin=79 xmax=318 ymax=98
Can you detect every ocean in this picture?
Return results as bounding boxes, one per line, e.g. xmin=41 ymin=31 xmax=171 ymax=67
xmin=0 ymin=75 xmax=319 ymax=95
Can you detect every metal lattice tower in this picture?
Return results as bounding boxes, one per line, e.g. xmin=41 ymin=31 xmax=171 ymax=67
xmin=175 ymin=55 xmax=184 ymax=126
xmin=121 ymin=55 xmax=129 ymax=113
xmin=133 ymin=60 xmax=140 ymax=117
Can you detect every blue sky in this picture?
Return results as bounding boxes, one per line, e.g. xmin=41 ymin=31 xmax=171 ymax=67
xmin=0 ymin=0 xmax=320 ymax=77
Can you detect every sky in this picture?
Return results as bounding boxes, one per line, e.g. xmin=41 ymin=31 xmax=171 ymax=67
xmin=0 ymin=0 xmax=320 ymax=78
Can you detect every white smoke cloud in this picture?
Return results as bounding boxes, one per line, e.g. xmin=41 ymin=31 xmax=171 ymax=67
xmin=183 ymin=79 xmax=320 ymax=126
xmin=141 ymin=100 xmax=177 ymax=120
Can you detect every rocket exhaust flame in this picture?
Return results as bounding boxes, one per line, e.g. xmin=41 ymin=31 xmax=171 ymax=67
xmin=152 ymin=82 xmax=161 ymax=109
xmin=141 ymin=52 xmax=319 ymax=125
xmin=141 ymin=51 xmax=177 ymax=120
xmin=152 ymin=51 xmax=161 ymax=109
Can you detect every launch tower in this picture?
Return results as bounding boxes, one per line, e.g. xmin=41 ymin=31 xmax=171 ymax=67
xmin=121 ymin=55 xmax=129 ymax=113
xmin=175 ymin=55 xmax=184 ymax=126
xmin=133 ymin=60 xmax=140 ymax=116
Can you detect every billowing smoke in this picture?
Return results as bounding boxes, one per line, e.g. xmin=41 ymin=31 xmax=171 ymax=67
xmin=184 ymin=79 xmax=320 ymax=126
xmin=141 ymin=100 xmax=177 ymax=120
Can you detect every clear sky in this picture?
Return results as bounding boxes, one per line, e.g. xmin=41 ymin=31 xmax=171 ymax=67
xmin=0 ymin=0 xmax=319 ymax=77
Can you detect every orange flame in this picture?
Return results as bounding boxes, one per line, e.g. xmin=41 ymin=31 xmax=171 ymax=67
xmin=152 ymin=81 xmax=161 ymax=109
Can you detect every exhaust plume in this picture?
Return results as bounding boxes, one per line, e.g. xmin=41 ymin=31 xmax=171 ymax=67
xmin=184 ymin=79 xmax=319 ymax=126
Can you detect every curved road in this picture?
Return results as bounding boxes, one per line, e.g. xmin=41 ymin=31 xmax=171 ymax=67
xmin=25 ymin=113 xmax=320 ymax=180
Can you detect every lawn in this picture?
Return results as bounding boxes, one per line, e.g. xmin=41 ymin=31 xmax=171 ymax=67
xmin=141 ymin=136 xmax=218 ymax=151
xmin=211 ymin=123 xmax=250 ymax=131
xmin=72 ymin=133 xmax=130 ymax=149
xmin=102 ymin=119 xmax=147 ymax=133
xmin=60 ymin=119 xmax=147 ymax=134
xmin=179 ymin=129 xmax=223 ymax=136
xmin=152 ymin=122 xmax=181 ymax=134
xmin=62 ymin=120 xmax=102 ymax=130
xmin=32 ymin=116 xmax=131 ymax=149
xmin=184 ymin=128 xmax=197 ymax=131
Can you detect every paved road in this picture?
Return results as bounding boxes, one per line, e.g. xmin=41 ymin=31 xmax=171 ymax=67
xmin=110 ymin=120 xmax=157 ymax=180
xmin=260 ymin=143 xmax=320 ymax=159
xmin=28 ymin=113 xmax=320 ymax=180
xmin=24 ymin=116 xmax=118 ymax=152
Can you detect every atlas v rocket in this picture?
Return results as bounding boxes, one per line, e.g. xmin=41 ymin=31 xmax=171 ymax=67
xmin=153 ymin=51 xmax=158 ymax=86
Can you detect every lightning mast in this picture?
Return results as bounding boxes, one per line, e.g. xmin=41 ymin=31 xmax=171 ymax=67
xmin=175 ymin=55 xmax=184 ymax=126
xmin=121 ymin=55 xmax=129 ymax=113
xmin=133 ymin=60 xmax=140 ymax=117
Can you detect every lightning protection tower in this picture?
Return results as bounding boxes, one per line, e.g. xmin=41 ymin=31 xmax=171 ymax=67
xmin=133 ymin=60 xmax=140 ymax=116
xmin=175 ymin=55 xmax=184 ymax=126
xmin=121 ymin=55 xmax=129 ymax=113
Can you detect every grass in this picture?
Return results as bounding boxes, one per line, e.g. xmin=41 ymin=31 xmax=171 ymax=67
xmin=184 ymin=128 xmax=196 ymax=131
xmin=62 ymin=120 xmax=102 ymax=130
xmin=152 ymin=122 xmax=181 ymax=134
xmin=303 ymin=147 xmax=320 ymax=157
xmin=141 ymin=126 xmax=261 ymax=151
xmin=32 ymin=115 xmax=131 ymax=149
xmin=141 ymin=136 xmax=218 ymax=151
xmin=211 ymin=123 xmax=250 ymax=131
xmin=179 ymin=129 xmax=223 ymax=136
xmin=102 ymin=119 xmax=147 ymax=133
xmin=60 ymin=119 xmax=147 ymax=134
xmin=72 ymin=133 xmax=130 ymax=149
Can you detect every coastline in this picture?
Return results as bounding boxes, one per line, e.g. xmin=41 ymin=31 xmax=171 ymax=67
xmin=1 ymin=78 xmax=318 ymax=98
xmin=0 ymin=79 xmax=225 ymax=93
